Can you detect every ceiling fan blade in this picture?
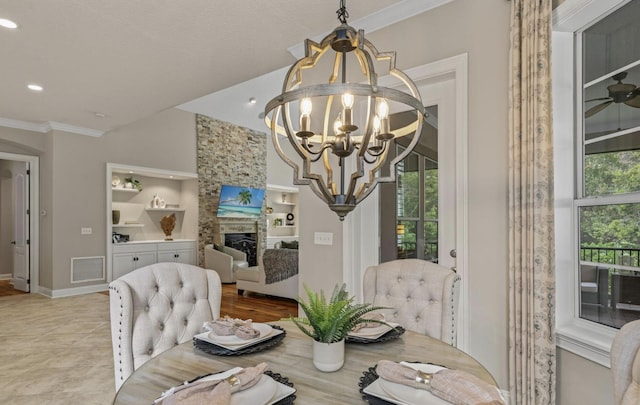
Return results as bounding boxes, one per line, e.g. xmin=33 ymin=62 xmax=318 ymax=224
xmin=624 ymin=91 xmax=640 ymax=108
xmin=585 ymin=97 xmax=612 ymax=102
xmin=585 ymin=100 xmax=613 ymax=118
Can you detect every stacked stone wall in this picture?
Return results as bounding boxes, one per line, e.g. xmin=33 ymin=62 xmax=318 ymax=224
xmin=196 ymin=114 xmax=267 ymax=266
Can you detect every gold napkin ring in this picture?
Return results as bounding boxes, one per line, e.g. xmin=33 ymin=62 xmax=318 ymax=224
xmin=415 ymin=371 xmax=431 ymax=386
xmin=224 ymin=374 xmax=240 ymax=387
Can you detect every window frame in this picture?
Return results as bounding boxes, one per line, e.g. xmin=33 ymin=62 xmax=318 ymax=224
xmin=553 ymin=0 xmax=637 ymax=367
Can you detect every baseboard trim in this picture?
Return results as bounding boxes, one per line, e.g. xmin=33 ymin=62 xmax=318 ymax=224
xmin=0 ymin=274 xmax=12 ymax=280
xmin=38 ymin=283 xmax=109 ymax=298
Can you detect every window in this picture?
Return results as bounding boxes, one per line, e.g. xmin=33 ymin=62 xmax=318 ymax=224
xmin=380 ymin=105 xmax=439 ymax=263
xmin=396 ymin=145 xmax=439 ymax=262
xmin=578 ymin=0 xmax=640 ymax=328
xmin=554 ymin=0 xmax=640 ymax=365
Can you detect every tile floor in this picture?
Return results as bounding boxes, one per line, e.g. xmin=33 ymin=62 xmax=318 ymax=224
xmin=0 ymin=293 xmax=115 ymax=404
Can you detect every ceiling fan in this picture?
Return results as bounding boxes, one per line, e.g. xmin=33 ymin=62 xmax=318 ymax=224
xmin=585 ymin=71 xmax=640 ymax=118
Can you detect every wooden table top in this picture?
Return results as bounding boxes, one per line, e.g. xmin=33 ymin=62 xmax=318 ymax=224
xmin=113 ymin=321 xmax=497 ymax=405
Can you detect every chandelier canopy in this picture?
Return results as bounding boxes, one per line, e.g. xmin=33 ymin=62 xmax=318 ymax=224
xmin=264 ymin=0 xmax=425 ymax=220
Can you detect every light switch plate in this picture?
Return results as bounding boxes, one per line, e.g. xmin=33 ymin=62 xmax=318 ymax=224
xmin=81 ymin=227 xmax=92 ymax=235
xmin=314 ymin=232 xmax=333 ymax=245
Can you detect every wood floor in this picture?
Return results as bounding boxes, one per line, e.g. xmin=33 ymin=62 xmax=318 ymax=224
xmin=0 ymin=279 xmax=28 ymax=297
xmin=1 ymin=279 xmax=297 ymax=320
xmin=220 ymin=283 xmax=298 ymax=322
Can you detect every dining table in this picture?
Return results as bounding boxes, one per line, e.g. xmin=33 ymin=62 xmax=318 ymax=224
xmin=112 ymin=320 xmax=498 ymax=405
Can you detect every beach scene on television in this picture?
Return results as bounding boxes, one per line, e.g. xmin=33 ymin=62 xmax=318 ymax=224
xmin=217 ymin=185 xmax=265 ymax=219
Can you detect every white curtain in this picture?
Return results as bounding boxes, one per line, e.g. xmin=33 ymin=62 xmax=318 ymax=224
xmin=508 ymin=0 xmax=555 ymax=404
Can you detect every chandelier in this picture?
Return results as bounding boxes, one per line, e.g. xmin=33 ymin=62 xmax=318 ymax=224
xmin=264 ymin=0 xmax=425 ymax=220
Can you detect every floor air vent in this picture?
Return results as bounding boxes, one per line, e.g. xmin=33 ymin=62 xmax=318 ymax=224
xmin=71 ymin=256 xmax=105 ymax=283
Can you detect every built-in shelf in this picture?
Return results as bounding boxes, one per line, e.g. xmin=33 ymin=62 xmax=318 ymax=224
xmin=113 ymin=223 xmax=144 ymax=228
xmin=273 ymin=201 xmax=296 ymax=206
xmin=145 ymin=208 xmax=184 ymax=212
xmin=112 ymin=187 xmax=140 ymax=193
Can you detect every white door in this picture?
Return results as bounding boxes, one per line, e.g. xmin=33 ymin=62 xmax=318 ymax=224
xmin=12 ymin=162 xmax=29 ymax=292
xmin=346 ymin=55 xmax=468 ymax=349
xmin=424 ymin=78 xmax=457 ymax=272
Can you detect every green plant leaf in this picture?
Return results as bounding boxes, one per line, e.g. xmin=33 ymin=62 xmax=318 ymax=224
xmin=289 ymin=283 xmax=390 ymax=343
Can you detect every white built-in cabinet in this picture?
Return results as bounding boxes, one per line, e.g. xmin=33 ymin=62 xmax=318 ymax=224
xmin=112 ymin=243 xmax=158 ymax=280
xmin=156 ymin=241 xmax=196 ymax=264
xmin=265 ymin=184 xmax=299 ymax=248
xmin=112 ymin=240 xmax=196 ymax=280
xmin=107 ymin=163 xmax=198 ymax=281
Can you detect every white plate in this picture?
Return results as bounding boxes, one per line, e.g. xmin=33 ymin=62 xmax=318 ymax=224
xmin=209 ymin=323 xmax=273 ymax=345
xmin=156 ymin=370 xmax=294 ymax=405
xmin=377 ymin=363 xmax=449 ymax=405
xmin=231 ymin=374 xmax=277 ymax=405
xmin=348 ymin=322 xmax=398 ymax=339
xmin=194 ymin=327 xmax=283 ymax=351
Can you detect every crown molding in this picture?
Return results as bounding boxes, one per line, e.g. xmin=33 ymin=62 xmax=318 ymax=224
xmin=47 ymin=121 xmax=104 ymax=137
xmin=0 ymin=117 xmax=104 ymax=137
xmin=553 ymin=0 xmax=629 ymax=32
xmin=287 ymin=0 xmax=455 ymax=59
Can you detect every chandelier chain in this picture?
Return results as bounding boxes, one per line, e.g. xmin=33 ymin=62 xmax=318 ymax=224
xmin=337 ymin=0 xmax=349 ymax=24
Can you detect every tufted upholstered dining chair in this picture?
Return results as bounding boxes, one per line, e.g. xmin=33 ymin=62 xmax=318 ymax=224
xmin=363 ymin=259 xmax=461 ymax=345
xmin=611 ymin=319 xmax=640 ymax=405
xmin=109 ymin=262 xmax=222 ymax=391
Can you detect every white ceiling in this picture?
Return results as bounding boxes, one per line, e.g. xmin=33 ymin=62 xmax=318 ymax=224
xmin=0 ymin=0 xmax=449 ymax=136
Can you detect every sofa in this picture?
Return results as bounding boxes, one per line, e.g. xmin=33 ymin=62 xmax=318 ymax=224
xmin=204 ymin=244 xmax=249 ymax=283
xmin=236 ymin=248 xmax=298 ymax=300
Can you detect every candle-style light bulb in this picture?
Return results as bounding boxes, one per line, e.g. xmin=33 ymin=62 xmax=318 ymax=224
xmin=377 ymin=99 xmax=391 ymax=136
xmin=342 ymin=93 xmax=354 ymax=109
xmin=373 ymin=115 xmax=381 ymax=132
xmin=298 ymin=97 xmax=313 ymax=137
xmin=334 ymin=114 xmax=343 ymax=135
xmin=340 ymin=93 xmax=357 ymax=132
xmin=301 ymin=98 xmax=313 ymax=115
xmin=377 ymin=99 xmax=389 ymax=119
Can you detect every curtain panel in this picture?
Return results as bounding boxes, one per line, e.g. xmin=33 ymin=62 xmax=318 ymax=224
xmin=508 ymin=1 xmax=555 ymax=404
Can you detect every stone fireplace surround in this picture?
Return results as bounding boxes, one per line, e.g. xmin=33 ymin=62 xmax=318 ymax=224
xmin=196 ymin=114 xmax=267 ymax=267
xmin=213 ymin=220 xmax=259 ymax=267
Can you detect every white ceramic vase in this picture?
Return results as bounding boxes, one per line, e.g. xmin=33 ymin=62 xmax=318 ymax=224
xmin=312 ymin=339 xmax=345 ymax=372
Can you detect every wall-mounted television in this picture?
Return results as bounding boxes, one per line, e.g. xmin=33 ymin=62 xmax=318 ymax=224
xmin=217 ymin=184 xmax=266 ymax=219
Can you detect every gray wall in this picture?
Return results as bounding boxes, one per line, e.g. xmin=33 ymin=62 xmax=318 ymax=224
xmin=0 ymin=108 xmax=197 ymax=291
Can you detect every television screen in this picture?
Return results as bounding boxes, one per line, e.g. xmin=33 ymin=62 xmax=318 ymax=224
xmin=217 ymin=184 xmax=266 ymax=219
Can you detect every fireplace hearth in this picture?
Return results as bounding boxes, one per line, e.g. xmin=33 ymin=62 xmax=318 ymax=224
xmin=212 ymin=220 xmax=260 ymax=267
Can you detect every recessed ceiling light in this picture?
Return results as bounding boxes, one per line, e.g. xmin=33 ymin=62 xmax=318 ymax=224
xmin=249 ymin=97 xmax=257 ymax=104
xmin=0 ymin=18 xmax=18 ymax=29
xmin=27 ymin=84 xmax=43 ymax=92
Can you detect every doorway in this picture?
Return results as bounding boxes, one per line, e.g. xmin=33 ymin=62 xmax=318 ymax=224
xmin=343 ymin=54 xmax=469 ymax=349
xmin=0 ymin=152 xmax=39 ymax=296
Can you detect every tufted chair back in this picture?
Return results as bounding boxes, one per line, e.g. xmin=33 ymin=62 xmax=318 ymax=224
xmin=109 ymin=262 xmax=221 ymax=391
xmin=363 ymin=259 xmax=461 ymax=345
xmin=611 ymin=319 xmax=640 ymax=405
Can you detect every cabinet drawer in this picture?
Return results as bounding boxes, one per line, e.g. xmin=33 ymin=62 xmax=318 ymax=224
xmin=156 ymin=241 xmax=195 ymax=251
xmin=112 ymin=243 xmax=157 ymax=254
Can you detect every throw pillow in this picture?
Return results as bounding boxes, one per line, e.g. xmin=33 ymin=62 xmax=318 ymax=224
xmin=281 ymin=240 xmax=299 ymax=250
xmin=213 ymin=243 xmax=225 ymax=252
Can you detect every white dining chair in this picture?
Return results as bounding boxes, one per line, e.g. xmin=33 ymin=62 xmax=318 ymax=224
xmin=109 ymin=262 xmax=221 ymax=391
xmin=611 ymin=319 xmax=640 ymax=405
xmin=363 ymin=259 xmax=461 ymax=345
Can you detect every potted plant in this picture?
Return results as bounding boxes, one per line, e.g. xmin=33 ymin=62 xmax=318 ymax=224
xmin=124 ymin=176 xmax=143 ymax=191
xmin=289 ymin=283 xmax=388 ymax=372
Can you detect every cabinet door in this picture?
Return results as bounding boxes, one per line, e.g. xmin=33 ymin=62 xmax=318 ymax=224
xmin=175 ymin=249 xmax=195 ymax=265
xmin=157 ymin=251 xmax=176 ymax=263
xmin=113 ymin=253 xmax=135 ymax=279
xmin=135 ymin=251 xmax=157 ymax=269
